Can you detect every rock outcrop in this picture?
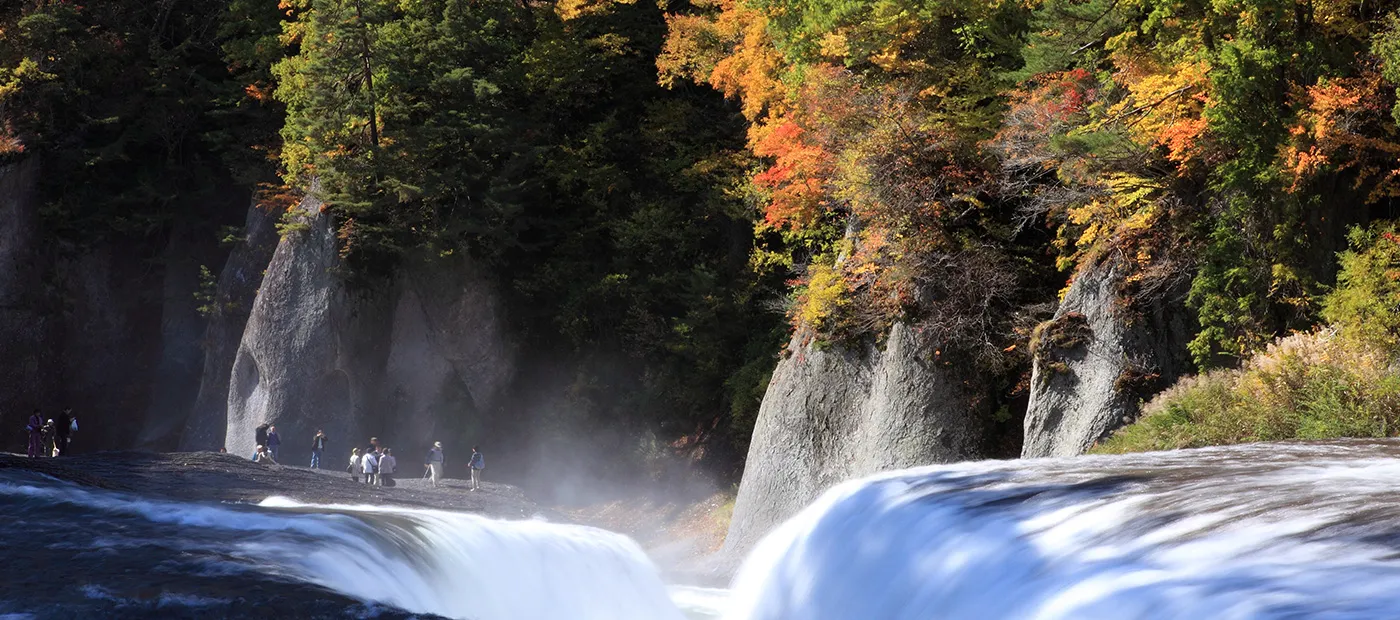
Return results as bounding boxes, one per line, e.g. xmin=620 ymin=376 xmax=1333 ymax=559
xmin=0 ymin=158 xmax=59 ymax=438
xmin=179 ymin=202 xmax=282 ymax=451
xmin=224 ymin=195 xmax=514 ymax=466
xmin=0 ymin=157 xmax=249 ymax=453
xmin=1021 ymin=256 xmax=1192 ymax=458
xmin=718 ymin=322 xmax=986 ymax=564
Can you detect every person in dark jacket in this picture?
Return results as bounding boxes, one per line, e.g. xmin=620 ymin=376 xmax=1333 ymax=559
xmin=267 ymin=425 xmax=282 ymax=460
xmin=253 ymin=423 xmax=270 ymax=460
xmin=54 ymin=408 xmax=73 ymax=456
xmin=425 ymin=442 xmax=445 ymax=487
xmin=40 ymin=419 xmax=55 ymax=457
xmin=310 ymin=429 xmax=328 ymax=469
xmin=26 ymin=409 xmax=42 ymax=458
xmin=469 ymin=446 xmax=484 ymax=491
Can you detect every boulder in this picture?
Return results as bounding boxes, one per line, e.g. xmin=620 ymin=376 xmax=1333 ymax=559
xmin=224 ymin=195 xmax=514 ymax=467
xmin=718 ymin=322 xmax=986 ymax=564
xmin=1021 ymin=255 xmax=1192 ymax=458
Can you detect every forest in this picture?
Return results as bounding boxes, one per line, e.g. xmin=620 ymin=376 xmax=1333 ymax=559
xmin=6 ymin=0 xmax=1400 ymax=468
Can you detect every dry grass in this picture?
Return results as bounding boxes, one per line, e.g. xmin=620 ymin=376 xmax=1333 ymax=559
xmin=1095 ymin=330 xmax=1400 ymax=453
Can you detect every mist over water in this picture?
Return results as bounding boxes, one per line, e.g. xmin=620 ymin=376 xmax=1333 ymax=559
xmin=9 ymin=440 xmax=1400 ymax=619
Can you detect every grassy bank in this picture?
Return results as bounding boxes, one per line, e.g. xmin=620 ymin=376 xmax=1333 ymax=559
xmin=1094 ymin=331 xmax=1400 ymax=453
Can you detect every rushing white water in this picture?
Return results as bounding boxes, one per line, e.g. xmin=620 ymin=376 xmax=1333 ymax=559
xmin=13 ymin=440 xmax=1400 ymax=619
xmin=0 ymin=478 xmax=683 ymax=620
xmin=254 ymin=497 xmax=684 ymax=620
xmin=726 ymin=440 xmax=1400 ymax=620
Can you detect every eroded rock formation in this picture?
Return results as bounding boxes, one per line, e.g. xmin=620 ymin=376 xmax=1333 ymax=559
xmin=0 ymin=158 xmax=244 ymax=452
xmin=1021 ymin=256 xmax=1192 ymax=458
xmin=179 ymin=202 xmax=282 ymax=451
xmin=223 ymin=196 xmax=514 ymax=466
xmin=718 ymin=322 xmax=986 ymax=564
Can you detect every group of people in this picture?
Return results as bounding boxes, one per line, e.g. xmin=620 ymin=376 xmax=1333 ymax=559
xmin=349 ymin=440 xmax=400 ymax=486
xmin=23 ymin=408 xmax=77 ymax=458
xmin=246 ymin=423 xmax=485 ymax=491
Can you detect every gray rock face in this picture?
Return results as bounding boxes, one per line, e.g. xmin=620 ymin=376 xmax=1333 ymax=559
xmin=1021 ymin=256 xmax=1192 ymax=458
xmin=0 ymin=157 xmax=249 ymax=453
xmin=135 ymin=224 xmax=219 ymax=450
xmin=0 ymin=158 xmax=58 ymax=438
xmin=719 ymin=323 xmax=986 ymax=563
xmin=179 ymin=202 xmax=282 ymax=451
xmin=224 ymin=195 xmax=514 ymax=467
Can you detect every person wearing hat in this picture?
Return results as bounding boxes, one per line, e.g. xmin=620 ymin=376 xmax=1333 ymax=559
xmin=425 ymin=442 xmax=445 ymax=487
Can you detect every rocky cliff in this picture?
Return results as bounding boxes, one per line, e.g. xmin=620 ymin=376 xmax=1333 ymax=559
xmin=221 ymin=195 xmax=514 ymax=467
xmin=1021 ymin=256 xmax=1192 ymax=458
xmin=179 ymin=202 xmax=282 ymax=451
xmin=717 ymin=323 xmax=986 ymax=564
xmin=0 ymin=157 xmax=245 ymax=453
xmin=0 ymin=158 xmax=58 ymax=438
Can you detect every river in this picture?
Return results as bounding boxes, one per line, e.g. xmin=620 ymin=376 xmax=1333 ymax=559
xmin=6 ymin=440 xmax=1400 ymax=618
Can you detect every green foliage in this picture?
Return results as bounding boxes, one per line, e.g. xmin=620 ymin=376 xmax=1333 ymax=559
xmin=270 ymin=0 xmax=786 ymax=458
xmin=1322 ymin=222 xmax=1400 ymax=351
xmin=0 ymin=0 xmax=256 ymax=239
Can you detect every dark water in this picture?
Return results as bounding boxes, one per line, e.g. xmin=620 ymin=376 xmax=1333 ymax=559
xmin=0 ymin=471 xmax=683 ymax=620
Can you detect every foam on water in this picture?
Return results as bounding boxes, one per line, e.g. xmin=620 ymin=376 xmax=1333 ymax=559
xmin=726 ymin=440 xmax=1400 ymax=620
xmin=0 ymin=479 xmax=683 ymax=620
xmin=254 ymin=497 xmax=683 ymax=620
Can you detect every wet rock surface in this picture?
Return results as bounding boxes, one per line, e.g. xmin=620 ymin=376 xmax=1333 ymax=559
xmin=0 ymin=450 xmax=550 ymax=520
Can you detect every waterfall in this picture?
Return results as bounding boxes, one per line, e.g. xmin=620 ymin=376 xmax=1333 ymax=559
xmin=253 ymin=497 xmax=683 ymax=620
xmin=725 ymin=440 xmax=1400 ymax=619
xmin=0 ymin=476 xmax=682 ymax=620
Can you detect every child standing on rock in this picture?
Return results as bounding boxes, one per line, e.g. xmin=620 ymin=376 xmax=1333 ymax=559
xmin=349 ymin=448 xmax=362 ymax=483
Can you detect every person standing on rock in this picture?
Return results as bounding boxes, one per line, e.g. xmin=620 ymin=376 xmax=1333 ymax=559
xmin=425 ymin=442 xmax=445 ymax=487
xmin=349 ymin=448 xmax=363 ymax=483
xmin=26 ymin=409 xmax=43 ymax=458
xmin=379 ymin=448 xmax=397 ymax=487
xmin=469 ymin=446 xmax=484 ymax=491
xmin=54 ymin=408 xmax=73 ymax=456
xmin=310 ymin=429 xmax=327 ymax=469
xmin=266 ymin=426 xmax=282 ymax=460
xmin=41 ymin=419 xmax=55 ymax=457
xmin=253 ymin=423 xmax=270 ymax=460
xmin=362 ymin=448 xmax=379 ymax=486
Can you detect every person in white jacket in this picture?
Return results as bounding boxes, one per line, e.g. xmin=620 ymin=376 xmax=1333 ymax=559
xmin=362 ymin=449 xmax=379 ymax=486
xmin=379 ymin=448 xmax=398 ymax=487
xmin=348 ymin=448 xmax=363 ymax=483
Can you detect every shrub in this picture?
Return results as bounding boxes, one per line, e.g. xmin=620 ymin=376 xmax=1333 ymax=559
xmin=1094 ymin=330 xmax=1400 ymax=453
xmin=1322 ymin=222 xmax=1400 ymax=353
